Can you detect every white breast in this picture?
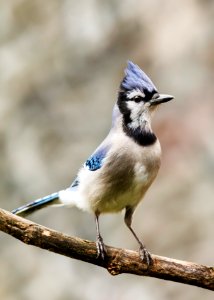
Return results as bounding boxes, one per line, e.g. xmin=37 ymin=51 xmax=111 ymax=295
xmin=134 ymin=163 xmax=148 ymax=183
xmin=59 ymin=126 xmax=162 ymax=214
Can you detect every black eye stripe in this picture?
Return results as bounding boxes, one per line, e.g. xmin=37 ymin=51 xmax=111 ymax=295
xmin=133 ymin=97 xmax=142 ymax=103
xmin=132 ymin=95 xmax=152 ymax=103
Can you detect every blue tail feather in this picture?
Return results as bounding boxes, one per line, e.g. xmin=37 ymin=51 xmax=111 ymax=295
xmin=12 ymin=192 xmax=59 ymax=217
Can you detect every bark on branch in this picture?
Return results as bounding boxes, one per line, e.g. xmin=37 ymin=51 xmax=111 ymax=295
xmin=0 ymin=208 xmax=213 ymax=290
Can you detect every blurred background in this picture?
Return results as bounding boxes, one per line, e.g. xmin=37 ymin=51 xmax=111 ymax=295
xmin=0 ymin=0 xmax=214 ymax=299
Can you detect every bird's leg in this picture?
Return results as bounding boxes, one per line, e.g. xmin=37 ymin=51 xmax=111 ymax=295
xmin=95 ymin=212 xmax=106 ymax=260
xmin=124 ymin=206 xmax=152 ymax=267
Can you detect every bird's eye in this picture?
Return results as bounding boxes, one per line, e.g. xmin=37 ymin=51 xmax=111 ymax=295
xmin=133 ymin=96 xmax=142 ymax=103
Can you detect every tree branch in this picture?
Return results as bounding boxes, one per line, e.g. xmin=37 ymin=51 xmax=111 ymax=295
xmin=0 ymin=208 xmax=213 ymax=290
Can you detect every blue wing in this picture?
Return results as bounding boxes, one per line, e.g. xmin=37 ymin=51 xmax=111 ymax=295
xmin=70 ymin=143 xmax=110 ymax=188
xmin=84 ymin=144 xmax=110 ymax=171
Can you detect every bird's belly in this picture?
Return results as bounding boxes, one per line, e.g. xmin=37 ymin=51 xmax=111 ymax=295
xmin=89 ymin=173 xmax=153 ymax=214
xmin=94 ymin=190 xmax=142 ymax=213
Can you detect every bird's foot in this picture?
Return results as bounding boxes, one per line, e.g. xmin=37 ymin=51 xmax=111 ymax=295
xmin=139 ymin=244 xmax=152 ymax=268
xmin=96 ymin=235 xmax=107 ymax=260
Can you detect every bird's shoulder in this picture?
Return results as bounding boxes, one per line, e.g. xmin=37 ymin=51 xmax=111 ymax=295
xmin=84 ymin=143 xmax=110 ymax=171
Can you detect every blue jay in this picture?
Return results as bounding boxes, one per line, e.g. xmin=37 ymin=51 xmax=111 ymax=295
xmin=12 ymin=61 xmax=173 ymax=266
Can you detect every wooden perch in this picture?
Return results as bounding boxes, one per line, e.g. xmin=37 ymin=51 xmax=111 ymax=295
xmin=0 ymin=208 xmax=213 ymax=290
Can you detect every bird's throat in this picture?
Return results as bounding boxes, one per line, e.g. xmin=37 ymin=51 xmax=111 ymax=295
xmin=123 ymin=119 xmax=157 ymax=146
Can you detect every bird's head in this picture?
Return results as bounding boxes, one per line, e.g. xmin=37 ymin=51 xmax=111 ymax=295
xmin=117 ymin=61 xmax=173 ymax=127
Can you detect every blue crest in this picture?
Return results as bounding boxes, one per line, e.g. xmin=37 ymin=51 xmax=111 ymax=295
xmin=121 ymin=61 xmax=158 ymax=94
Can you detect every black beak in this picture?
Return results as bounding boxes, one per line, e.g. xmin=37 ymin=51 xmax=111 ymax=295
xmin=150 ymin=94 xmax=174 ymax=106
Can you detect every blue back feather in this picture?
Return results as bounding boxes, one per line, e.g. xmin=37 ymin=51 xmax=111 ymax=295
xmin=70 ymin=145 xmax=109 ymax=189
xmin=85 ymin=144 xmax=110 ymax=171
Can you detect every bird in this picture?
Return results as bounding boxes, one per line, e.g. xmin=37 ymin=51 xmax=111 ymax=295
xmin=12 ymin=61 xmax=174 ymax=266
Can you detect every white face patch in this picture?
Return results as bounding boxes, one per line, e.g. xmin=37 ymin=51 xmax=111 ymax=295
xmin=127 ymin=89 xmax=145 ymax=99
xmin=127 ymin=101 xmax=146 ymax=128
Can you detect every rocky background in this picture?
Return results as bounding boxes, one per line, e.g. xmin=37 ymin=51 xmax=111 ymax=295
xmin=0 ymin=1 xmax=214 ymax=299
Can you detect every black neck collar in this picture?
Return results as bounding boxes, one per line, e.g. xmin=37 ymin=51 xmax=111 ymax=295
xmin=123 ymin=120 xmax=157 ymax=146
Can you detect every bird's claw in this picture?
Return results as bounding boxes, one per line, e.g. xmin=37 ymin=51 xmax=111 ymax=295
xmin=139 ymin=244 xmax=152 ymax=268
xmin=96 ymin=236 xmax=107 ymax=260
